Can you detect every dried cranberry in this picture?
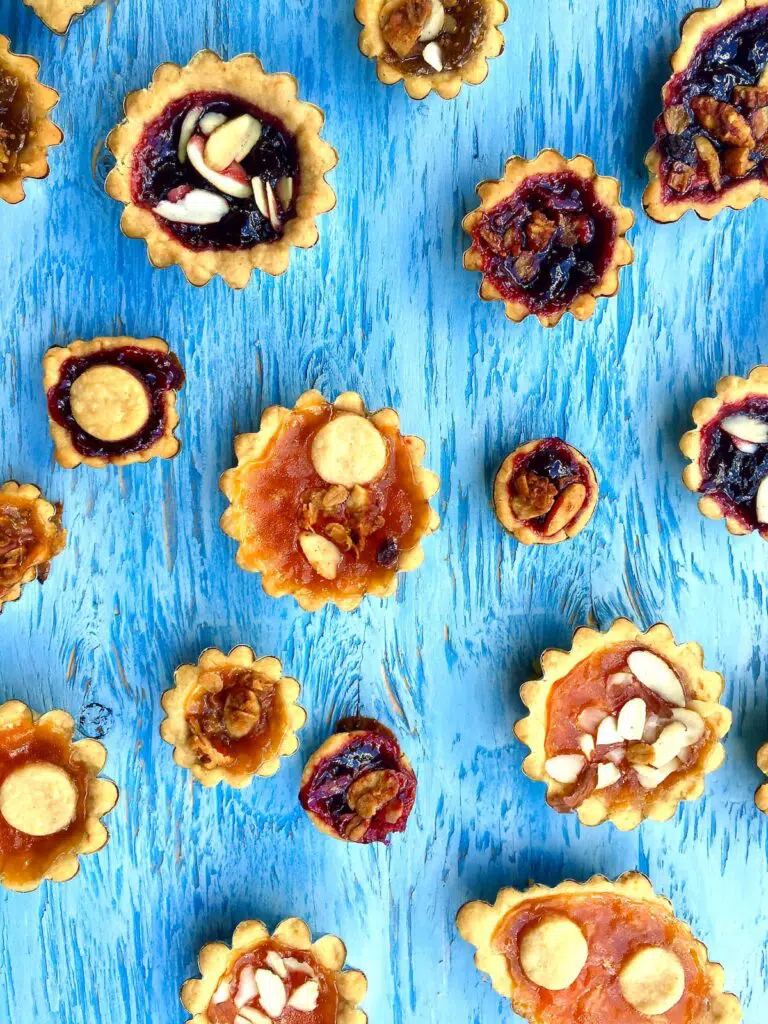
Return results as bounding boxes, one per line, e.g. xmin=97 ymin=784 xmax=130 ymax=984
xmin=376 ymin=538 xmax=399 ymax=568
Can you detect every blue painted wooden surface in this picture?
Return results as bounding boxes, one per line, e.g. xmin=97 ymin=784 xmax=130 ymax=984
xmin=2 ymin=0 xmax=768 ymax=1020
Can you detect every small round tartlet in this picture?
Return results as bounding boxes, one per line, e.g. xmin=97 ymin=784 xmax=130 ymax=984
xmin=21 ymin=0 xmax=99 ymax=33
xmin=220 ymin=390 xmax=440 ymax=612
xmin=456 ymin=873 xmax=742 ymax=1024
xmin=181 ymin=916 xmax=367 ymax=1024
xmin=515 ymin=619 xmax=731 ymax=830
xmin=681 ymin=366 xmax=768 ymax=539
xmin=106 ymin=51 xmax=338 ymax=288
xmin=355 ymin=0 xmax=507 ymax=100
xmin=493 ymin=438 xmax=598 ymax=544
xmin=0 ymin=481 xmax=66 ymax=613
xmin=0 ymin=700 xmax=118 ymax=892
xmin=756 ymin=743 xmax=768 ymax=812
xmin=160 ymin=646 xmax=306 ymax=788
xmin=463 ymin=150 xmax=634 ymax=327
xmin=0 ymin=36 xmax=62 ymax=204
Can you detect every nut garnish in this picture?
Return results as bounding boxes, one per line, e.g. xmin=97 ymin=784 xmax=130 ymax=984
xmin=204 ymin=114 xmax=262 ymax=172
xmin=266 ymin=180 xmax=282 ymax=231
xmin=627 ymin=650 xmax=685 ymax=707
xmin=199 ymin=111 xmax=227 ymax=135
xmin=722 ymin=146 xmax=755 ymax=177
xmin=509 ymin=471 xmax=557 ymax=521
xmin=694 ymin=136 xmax=722 ymax=190
xmin=691 ymin=95 xmax=754 ymax=147
xmin=544 ymin=754 xmax=586 ymax=784
xmin=757 ymin=475 xmax=768 ymax=524
xmin=287 ymin=980 xmax=320 ymax=1011
xmin=347 ymin=769 xmax=401 ymax=819
xmin=731 ymin=85 xmax=768 ymax=109
xmin=525 ymin=210 xmax=557 ymax=252
xmin=277 ymin=176 xmax=294 ymax=207
xmin=752 ymin=106 xmax=768 ymax=141
xmin=663 ymin=104 xmax=691 ymax=134
xmin=187 ymin=136 xmax=252 ymax=198
xmin=668 ymin=161 xmax=694 ymax=193
xmin=298 ymin=532 xmax=343 ymax=580
xmin=178 ymin=104 xmax=203 ymax=162
xmin=254 ymin=968 xmax=286 ymax=1018
xmin=380 ymin=0 xmax=432 ymax=58
xmin=720 ymin=413 xmax=768 ymax=444
xmin=422 ymin=41 xmax=444 ymax=71
xmin=222 ymin=688 xmax=261 ymax=739
xmin=626 ymin=741 xmax=655 ymax=766
xmin=543 ymin=482 xmax=586 ymax=537
xmin=418 ymin=0 xmax=445 ymax=41
xmin=155 ymin=188 xmax=230 ymax=225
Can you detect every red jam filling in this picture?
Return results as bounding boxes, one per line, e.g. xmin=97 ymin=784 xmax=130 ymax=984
xmin=505 ymin=439 xmax=592 ymax=534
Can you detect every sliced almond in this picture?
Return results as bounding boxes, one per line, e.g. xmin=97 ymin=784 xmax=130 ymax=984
xmin=266 ymin=181 xmax=282 ymax=232
xmin=544 ymin=753 xmax=586 ymax=784
xmin=642 ymin=711 xmax=663 ymax=744
xmin=205 ymin=113 xmax=263 ymax=172
xmin=418 ymin=0 xmax=445 ymax=40
xmin=236 ymin=1009 xmax=271 ymax=1024
xmin=283 ymin=958 xmax=315 ymax=977
xmin=265 ymin=951 xmax=288 ymax=979
xmin=155 ymin=188 xmax=229 ymax=225
xmin=651 ymin=721 xmax=688 ymax=768
xmin=277 ymin=176 xmax=294 ymax=208
xmin=212 ymin=981 xmax=231 ymax=1004
xmin=255 ymin=969 xmax=286 ymax=1018
xmin=577 ymin=706 xmax=608 ymax=733
xmin=199 ymin=111 xmax=228 ymax=135
xmin=287 ymin=980 xmax=320 ymax=1011
xmin=720 ymin=413 xmax=768 ymax=444
xmin=617 ymin=698 xmax=647 ymax=742
xmin=594 ymin=762 xmax=621 ymax=791
xmin=634 ymin=757 xmax=681 ymax=790
xmin=671 ymin=707 xmax=705 ymax=746
xmin=757 ymin=476 xmax=768 ymax=524
xmin=252 ymin=176 xmax=269 ymax=218
xmin=596 ymin=714 xmax=622 ymax=746
xmin=177 ymin=104 xmax=203 ymax=163
xmin=235 ymin=966 xmax=259 ymax=1009
xmin=187 ymin=136 xmax=252 ymax=198
xmin=422 ymin=40 xmax=443 ymax=71
xmin=299 ymin=533 xmax=343 ymax=580
xmin=733 ymin=438 xmax=759 ymax=454
xmin=627 ymin=650 xmax=685 ymax=707
xmin=579 ymin=734 xmax=595 ymax=758
xmin=543 ymin=482 xmax=587 ymax=537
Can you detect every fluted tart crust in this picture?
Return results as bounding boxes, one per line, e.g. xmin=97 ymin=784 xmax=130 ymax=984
xmin=756 ymin=743 xmax=768 ymax=812
xmin=0 ymin=481 xmax=65 ymax=612
xmin=21 ymin=0 xmax=100 ymax=33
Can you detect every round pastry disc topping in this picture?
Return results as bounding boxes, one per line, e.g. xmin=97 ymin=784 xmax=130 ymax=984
xmin=311 ymin=414 xmax=388 ymax=487
xmin=619 ymin=945 xmax=685 ymax=1015
xmin=0 ymin=762 xmax=78 ymax=836
xmin=70 ymin=365 xmax=151 ymax=442
xmin=518 ymin=913 xmax=588 ymax=990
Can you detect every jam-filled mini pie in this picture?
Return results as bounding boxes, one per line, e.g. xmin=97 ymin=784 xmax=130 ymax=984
xmin=756 ymin=743 xmax=768 ymax=812
xmin=515 ymin=619 xmax=731 ymax=830
xmin=493 ymin=438 xmax=598 ymax=544
xmin=645 ymin=0 xmax=768 ymax=222
xmin=456 ymin=873 xmax=742 ymax=1024
xmin=220 ymin=390 xmax=440 ymax=612
xmin=181 ymin=916 xmax=367 ymax=1024
xmin=681 ymin=366 xmax=768 ymax=539
xmin=160 ymin=646 xmax=306 ymax=788
xmin=463 ymin=151 xmax=634 ymax=327
xmin=0 ymin=700 xmax=118 ymax=892
xmin=43 ymin=336 xmax=184 ymax=469
xmin=0 ymin=481 xmax=65 ymax=613
xmin=300 ymin=717 xmax=417 ymax=844
xmin=106 ymin=51 xmax=337 ymax=288
xmin=0 ymin=36 xmax=62 ymax=204
xmin=355 ymin=0 xmax=507 ymax=100
xmin=21 ymin=0 xmax=100 ymax=33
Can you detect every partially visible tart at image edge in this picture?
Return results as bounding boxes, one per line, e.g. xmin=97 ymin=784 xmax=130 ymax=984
xmin=0 ymin=481 xmax=66 ymax=613
xmin=21 ymin=0 xmax=100 ymax=33
xmin=756 ymin=743 xmax=768 ymax=812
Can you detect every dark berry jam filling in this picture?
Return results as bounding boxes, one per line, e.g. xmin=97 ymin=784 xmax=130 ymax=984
xmin=699 ymin=397 xmax=768 ymax=532
xmin=507 ymin=438 xmax=592 ymax=532
xmin=380 ymin=0 xmax=488 ymax=75
xmin=654 ymin=7 xmax=768 ymax=202
xmin=472 ymin=172 xmax=616 ymax=317
xmin=47 ymin=347 xmax=184 ymax=460
xmin=132 ymin=90 xmax=299 ymax=251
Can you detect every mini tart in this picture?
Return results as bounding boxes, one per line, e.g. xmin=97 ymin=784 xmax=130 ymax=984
xmin=681 ymin=366 xmax=768 ymax=538
xmin=43 ymin=336 xmax=184 ymax=469
xmin=456 ymin=873 xmax=742 ymax=1024
xmin=181 ymin=917 xmax=367 ymax=1024
xmin=220 ymin=390 xmax=440 ymax=612
xmin=644 ymin=0 xmax=768 ymax=223
xmin=106 ymin=51 xmax=338 ymax=288
xmin=515 ymin=619 xmax=731 ymax=831
xmin=160 ymin=646 xmax=306 ymax=789
xmin=355 ymin=0 xmax=507 ymax=101
xmin=299 ymin=716 xmax=417 ymax=844
xmin=0 ymin=481 xmax=66 ymax=612
xmin=0 ymin=700 xmax=118 ymax=892
xmin=493 ymin=438 xmax=598 ymax=545
xmin=463 ymin=151 xmax=634 ymax=327
xmin=756 ymin=743 xmax=768 ymax=811
xmin=21 ymin=0 xmax=99 ymax=33
xmin=0 ymin=36 xmax=62 ymax=205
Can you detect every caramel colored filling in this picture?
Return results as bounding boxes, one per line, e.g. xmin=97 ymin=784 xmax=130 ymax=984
xmin=380 ymin=0 xmax=488 ymax=74
xmin=0 ymin=496 xmax=54 ymax=600
xmin=0 ymin=67 xmax=31 ymax=181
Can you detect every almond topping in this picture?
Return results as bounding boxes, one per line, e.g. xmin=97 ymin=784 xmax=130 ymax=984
xmin=212 ymin=981 xmax=231 ymax=1004
xmin=627 ymin=650 xmax=685 ymax=707
xmin=266 ymin=180 xmax=281 ymax=232
xmin=380 ymin=0 xmax=431 ymax=58
xmin=418 ymin=0 xmax=445 ymax=40
xmin=299 ymin=532 xmax=343 ymax=579
xmin=634 ymin=757 xmax=681 ymax=790
xmin=199 ymin=111 xmax=228 ymax=135
xmin=187 ymin=135 xmax=252 ymax=199
xmin=255 ymin=969 xmax=286 ymax=1018
xmin=650 ymin=721 xmax=688 ymax=768
xmin=204 ymin=114 xmax=263 ymax=172
xmin=596 ymin=714 xmax=622 ymax=746
xmin=757 ymin=476 xmax=768 ymax=524
xmin=670 ymin=707 xmax=705 ymax=746
xmin=287 ymin=980 xmax=320 ymax=1011
xmin=544 ymin=753 xmax=586 ymax=784
xmin=543 ymin=482 xmax=587 ymax=537
xmin=252 ymin=176 xmax=269 ymax=218
xmin=579 ymin=734 xmax=595 ymax=758
xmin=277 ymin=176 xmax=294 ymax=208
xmin=594 ymin=762 xmax=621 ymax=791
xmin=422 ymin=41 xmax=444 ymax=71
xmin=616 ymin=698 xmax=647 ymax=742
xmin=235 ymin=966 xmax=259 ymax=1008
xmin=720 ymin=413 xmax=768 ymax=444
xmin=264 ymin=951 xmax=288 ymax=979
xmin=283 ymin=958 xmax=315 ymax=977
xmin=577 ymin=706 xmax=608 ymax=733
xmin=155 ymin=188 xmax=229 ymax=225
xmin=177 ymin=104 xmax=203 ymax=162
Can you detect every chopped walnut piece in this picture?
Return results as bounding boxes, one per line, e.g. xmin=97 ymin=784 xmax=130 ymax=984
xmin=477 ymin=224 xmax=508 ymax=257
xmin=347 ymin=769 xmax=401 ymax=819
xmin=663 ymin=104 xmax=691 ymax=134
xmin=321 ymin=485 xmax=348 ymax=510
xmin=347 ymin=484 xmax=369 ymax=513
xmin=325 ymin=521 xmax=356 ymax=553
xmin=380 ymin=0 xmax=432 ymax=58
xmin=502 ymin=225 xmax=523 ymax=257
xmin=512 ymin=252 xmax=541 ymax=285
xmin=732 ymin=85 xmax=768 ymax=109
xmin=509 ymin=471 xmax=557 ymax=521
xmin=667 ymin=161 xmax=695 ymax=194
xmin=222 ymin=687 xmax=262 ymax=739
xmin=558 ymin=213 xmax=594 ymax=246
xmin=525 ymin=210 xmax=557 ymax=252
xmin=342 ymin=815 xmax=369 ymax=842
xmin=694 ymin=136 xmax=722 ymax=190
xmin=752 ymin=107 xmax=768 ymax=142
xmin=691 ymin=96 xmax=754 ymax=147
xmin=722 ymin=146 xmax=756 ymax=177
xmin=627 ymin=741 xmax=656 ymax=766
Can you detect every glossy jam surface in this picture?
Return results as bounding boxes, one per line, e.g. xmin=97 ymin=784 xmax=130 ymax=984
xmin=132 ymin=90 xmax=299 ymax=251
xmin=0 ymin=496 xmax=50 ymax=600
xmin=699 ymin=396 xmax=768 ymax=533
xmin=0 ymin=68 xmax=30 ymax=180
xmin=472 ymin=173 xmax=616 ymax=316
xmin=505 ymin=439 xmax=592 ymax=534
xmin=0 ymin=717 xmax=88 ymax=888
xmin=47 ymin=346 xmax=184 ymax=459
xmin=380 ymin=0 xmax=488 ymax=74
xmin=493 ymin=893 xmax=711 ymax=1024
xmin=238 ymin=405 xmax=432 ymax=601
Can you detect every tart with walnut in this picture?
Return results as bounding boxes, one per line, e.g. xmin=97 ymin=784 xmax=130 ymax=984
xmin=220 ymin=390 xmax=440 ymax=612
xmin=0 ymin=481 xmax=65 ymax=613
xmin=0 ymin=700 xmax=118 ymax=892
xmin=645 ymin=0 xmax=768 ymax=222
xmin=456 ymin=873 xmax=742 ymax=1024
xmin=160 ymin=646 xmax=306 ymax=788
xmin=181 ymin=916 xmax=367 ymax=1024
xmin=515 ymin=619 xmax=731 ymax=830
xmin=494 ymin=439 xmax=598 ymax=544
xmin=463 ymin=151 xmax=634 ymax=327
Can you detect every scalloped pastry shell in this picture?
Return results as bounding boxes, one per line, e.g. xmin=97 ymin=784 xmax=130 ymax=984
xmin=0 ymin=700 xmax=119 ymax=892
xmin=456 ymin=872 xmax=742 ymax=1024
xmin=756 ymin=742 xmax=768 ymax=812
xmin=355 ymin=0 xmax=507 ymax=100
xmin=680 ymin=365 xmax=768 ymax=538
xmin=515 ymin=619 xmax=732 ymax=830
xmin=160 ymin=646 xmax=307 ymax=788
xmin=0 ymin=481 xmax=66 ymax=612
xmin=181 ymin=916 xmax=368 ymax=1024
xmin=105 ymin=50 xmax=338 ymax=287
xmin=0 ymin=36 xmax=62 ymax=204
xmin=219 ymin=389 xmax=440 ymax=612
xmin=21 ymin=0 xmax=100 ymax=33
xmin=463 ymin=150 xmax=634 ymax=327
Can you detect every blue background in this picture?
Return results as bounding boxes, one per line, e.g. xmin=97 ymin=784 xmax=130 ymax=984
xmin=1 ymin=0 xmax=767 ymax=1020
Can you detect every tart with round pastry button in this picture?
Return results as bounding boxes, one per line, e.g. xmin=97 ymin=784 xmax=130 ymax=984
xmin=355 ymin=0 xmax=507 ymax=100
xmin=515 ymin=619 xmax=731 ymax=830
xmin=299 ymin=717 xmax=417 ymax=844
xmin=181 ymin=916 xmax=368 ymax=1024
xmin=160 ymin=646 xmax=307 ymax=789
xmin=644 ymin=0 xmax=768 ymax=222
xmin=43 ymin=336 xmax=184 ymax=469
xmin=21 ymin=0 xmax=100 ymax=33
xmin=456 ymin=872 xmax=742 ymax=1024
xmin=681 ymin=366 xmax=768 ymax=539
xmin=0 ymin=481 xmax=65 ymax=613
xmin=106 ymin=51 xmax=337 ymax=287
xmin=756 ymin=742 xmax=768 ymax=812
xmin=220 ymin=390 xmax=440 ymax=612
xmin=0 ymin=36 xmax=62 ymax=204
xmin=0 ymin=700 xmax=118 ymax=892
xmin=493 ymin=438 xmax=598 ymax=545
xmin=463 ymin=151 xmax=634 ymax=327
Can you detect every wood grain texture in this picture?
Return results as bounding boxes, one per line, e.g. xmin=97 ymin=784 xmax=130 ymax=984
xmin=1 ymin=0 xmax=767 ymax=1020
